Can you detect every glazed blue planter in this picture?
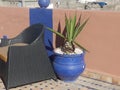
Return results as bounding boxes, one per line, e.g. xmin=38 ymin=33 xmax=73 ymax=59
xmin=38 ymin=0 xmax=50 ymax=8
xmin=53 ymin=52 xmax=86 ymax=82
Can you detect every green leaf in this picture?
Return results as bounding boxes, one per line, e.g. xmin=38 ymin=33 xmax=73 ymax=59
xmin=46 ymin=27 xmax=65 ymax=39
xmin=73 ymin=18 xmax=89 ymax=41
xmin=70 ymin=15 xmax=76 ymax=42
xmin=67 ymin=19 xmax=71 ymax=41
xmin=65 ymin=14 xmax=69 ymax=39
xmin=69 ymin=17 xmax=73 ymax=42
xmin=73 ymin=41 xmax=89 ymax=52
xmin=76 ymin=14 xmax=82 ymax=28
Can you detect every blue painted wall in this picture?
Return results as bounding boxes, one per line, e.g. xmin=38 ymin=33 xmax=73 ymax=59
xmin=29 ymin=8 xmax=53 ymax=56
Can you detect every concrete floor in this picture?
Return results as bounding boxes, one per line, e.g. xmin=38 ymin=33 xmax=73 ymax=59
xmin=0 ymin=76 xmax=120 ymax=90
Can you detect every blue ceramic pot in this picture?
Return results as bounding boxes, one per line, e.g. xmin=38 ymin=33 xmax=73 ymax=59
xmin=53 ymin=52 xmax=86 ymax=82
xmin=38 ymin=0 xmax=50 ymax=8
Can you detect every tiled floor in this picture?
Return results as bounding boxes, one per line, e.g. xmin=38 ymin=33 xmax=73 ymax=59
xmin=0 ymin=76 xmax=120 ymax=90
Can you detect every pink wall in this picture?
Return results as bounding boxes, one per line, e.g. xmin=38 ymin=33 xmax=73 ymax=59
xmin=0 ymin=7 xmax=29 ymax=38
xmin=53 ymin=9 xmax=120 ymax=78
xmin=0 ymin=7 xmax=120 ymax=78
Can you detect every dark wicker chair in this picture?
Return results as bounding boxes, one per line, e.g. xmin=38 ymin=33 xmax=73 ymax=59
xmin=0 ymin=23 xmax=57 ymax=90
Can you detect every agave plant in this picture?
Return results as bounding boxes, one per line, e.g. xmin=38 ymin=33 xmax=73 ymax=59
xmin=46 ymin=14 xmax=89 ymax=54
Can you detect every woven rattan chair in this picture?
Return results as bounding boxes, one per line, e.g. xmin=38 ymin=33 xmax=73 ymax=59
xmin=0 ymin=23 xmax=57 ymax=90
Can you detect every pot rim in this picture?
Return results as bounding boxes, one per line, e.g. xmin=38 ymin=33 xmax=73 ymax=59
xmin=54 ymin=51 xmax=85 ymax=57
xmin=54 ymin=47 xmax=85 ymax=57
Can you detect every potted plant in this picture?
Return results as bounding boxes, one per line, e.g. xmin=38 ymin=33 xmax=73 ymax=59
xmin=46 ymin=14 xmax=89 ymax=82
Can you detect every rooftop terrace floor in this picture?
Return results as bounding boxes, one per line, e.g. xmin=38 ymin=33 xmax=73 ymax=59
xmin=0 ymin=76 xmax=120 ymax=90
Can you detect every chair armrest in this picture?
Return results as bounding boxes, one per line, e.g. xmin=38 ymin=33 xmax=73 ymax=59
xmin=0 ymin=39 xmax=10 ymax=47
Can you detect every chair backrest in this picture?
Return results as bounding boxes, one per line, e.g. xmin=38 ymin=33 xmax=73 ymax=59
xmin=11 ymin=23 xmax=44 ymax=45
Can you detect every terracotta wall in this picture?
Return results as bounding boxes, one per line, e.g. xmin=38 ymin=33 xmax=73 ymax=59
xmin=0 ymin=7 xmax=29 ymax=38
xmin=0 ymin=7 xmax=120 ymax=78
xmin=53 ymin=9 xmax=120 ymax=78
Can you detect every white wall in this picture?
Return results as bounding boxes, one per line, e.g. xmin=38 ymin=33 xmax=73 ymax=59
xmin=79 ymin=0 xmax=96 ymax=3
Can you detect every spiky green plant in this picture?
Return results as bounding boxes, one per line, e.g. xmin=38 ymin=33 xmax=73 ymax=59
xmin=46 ymin=14 xmax=89 ymax=54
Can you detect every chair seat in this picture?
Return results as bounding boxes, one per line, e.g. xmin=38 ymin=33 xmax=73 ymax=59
xmin=0 ymin=46 xmax=8 ymax=62
xmin=0 ymin=43 xmax=28 ymax=62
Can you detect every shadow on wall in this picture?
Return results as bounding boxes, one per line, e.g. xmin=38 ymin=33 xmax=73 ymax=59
xmin=48 ymin=21 xmax=65 ymax=60
xmin=55 ymin=21 xmax=65 ymax=48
